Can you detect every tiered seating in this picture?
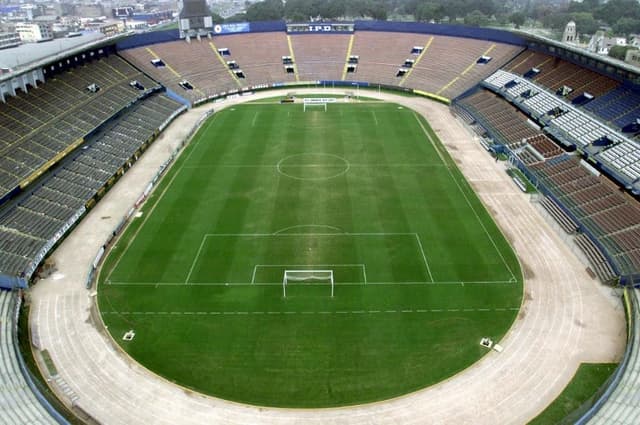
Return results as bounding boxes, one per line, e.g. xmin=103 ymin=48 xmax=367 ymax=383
xmin=525 ymin=134 xmax=564 ymax=159
xmin=403 ymin=36 xmax=522 ymax=98
xmin=539 ymin=196 xmax=578 ymax=234
xmin=0 ymin=93 xmax=183 ymax=277
xmin=0 ymin=289 xmax=58 ymax=424
xmin=597 ymin=142 xmax=640 ymax=183
xmin=505 ymin=50 xmax=551 ymax=75
xmin=210 ymin=32 xmax=296 ymax=87
xmin=348 ymin=31 xmax=432 ymax=86
xmin=584 ymin=86 xmax=640 ymax=128
xmin=516 ymin=148 xmax=540 ymax=165
xmin=483 ymin=69 xmax=627 ymax=151
xmin=506 ymin=50 xmax=620 ymax=101
xmin=457 ymin=89 xmax=540 ymax=147
xmin=589 ymin=288 xmax=640 ymax=425
xmin=120 ymin=31 xmax=522 ymax=101
xmin=529 ymin=156 xmax=640 ymax=275
xmin=574 ymin=234 xmax=617 ymax=281
xmin=483 ymin=69 xmax=517 ymax=90
xmin=0 ymin=55 xmax=159 ymax=200
xmin=119 ymin=40 xmax=240 ymax=102
xmin=521 ymin=90 xmax=563 ymax=118
xmin=290 ymin=34 xmax=351 ymax=81
xmin=548 ymin=111 xmax=613 ymax=148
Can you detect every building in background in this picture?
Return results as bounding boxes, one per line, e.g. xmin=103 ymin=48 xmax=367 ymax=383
xmin=0 ymin=31 xmax=20 ymax=49
xmin=15 ymin=22 xmax=53 ymax=42
xmin=626 ymin=48 xmax=640 ymax=67
xmin=588 ymin=30 xmax=627 ymax=55
xmin=562 ymin=20 xmax=577 ymax=44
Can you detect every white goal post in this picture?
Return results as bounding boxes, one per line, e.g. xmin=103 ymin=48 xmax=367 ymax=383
xmin=303 ymin=98 xmax=331 ymax=112
xmin=283 ymin=270 xmax=334 ymax=297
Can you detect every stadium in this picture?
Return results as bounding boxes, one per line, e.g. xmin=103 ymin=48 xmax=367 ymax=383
xmin=0 ymin=10 xmax=638 ymax=425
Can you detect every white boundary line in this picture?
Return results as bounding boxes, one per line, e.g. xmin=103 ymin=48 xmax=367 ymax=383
xmin=413 ymin=112 xmax=518 ymax=282
xmin=183 ymin=163 xmax=446 ymax=169
xmin=184 ymin=236 xmax=208 ymax=284
xmin=102 ymin=307 xmax=520 ymax=315
xmin=204 ymin=232 xmax=421 ymax=237
xmin=414 ymin=234 xmax=434 ymax=282
xmin=108 ymin=279 xmax=514 ymax=286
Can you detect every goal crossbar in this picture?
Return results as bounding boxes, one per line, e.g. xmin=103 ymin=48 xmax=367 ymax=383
xmin=283 ymin=270 xmax=334 ymax=297
xmin=303 ymin=99 xmax=328 ymax=112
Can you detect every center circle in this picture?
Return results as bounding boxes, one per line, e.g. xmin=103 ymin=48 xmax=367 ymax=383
xmin=276 ymin=153 xmax=350 ymax=181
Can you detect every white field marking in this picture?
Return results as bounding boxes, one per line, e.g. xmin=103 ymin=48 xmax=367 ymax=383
xmin=107 ymin=279 xmax=514 ymax=286
xmin=413 ymin=112 xmax=518 ymax=282
xmin=204 ymin=232 xmax=420 ymax=237
xmin=184 ymin=235 xmax=208 ymax=284
xmin=105 ymin=113 xmax=220 ymax=283
xmin=273 ymin=224 xmax=343 ymax=235
xmin=276 ymin=153 xmax=350 ymax=181
xmin=103 ymin=307 xmax=520 ymax=315
xmin=251 ymin=111 xmax=259 ymax=127
xmin=195 ymin=233 xmax=428 ymax=285
xmin=414 ymin=234 xmax=434 ymax=282
xmin=253 ymin=264 xmax=366 ymax=284
xmin=372 ymin=110 xmax=378 ymax=125
xmin=251 ymin=266 xmax=257 ymax=285
xmin=183 ymin=163 xmax=445 ymax=169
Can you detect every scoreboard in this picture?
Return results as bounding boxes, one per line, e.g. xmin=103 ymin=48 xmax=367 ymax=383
xmin=287 ymin=23 xmax=354 ymax=33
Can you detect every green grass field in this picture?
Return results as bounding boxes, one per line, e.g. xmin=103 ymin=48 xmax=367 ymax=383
xmin=99 ymin=100 xmax=523 ymax=407
xmin=529 ymin=363 xmax=617 ymax=425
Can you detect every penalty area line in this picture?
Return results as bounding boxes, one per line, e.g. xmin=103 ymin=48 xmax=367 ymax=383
xmin=103 ymin=307 xmax=520 ymax=315
xmin=107 ymin=279 xmax=515 ymax=286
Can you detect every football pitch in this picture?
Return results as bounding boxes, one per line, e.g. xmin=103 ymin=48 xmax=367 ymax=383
xmin=99 ymin=99 xmax=523 ymax=408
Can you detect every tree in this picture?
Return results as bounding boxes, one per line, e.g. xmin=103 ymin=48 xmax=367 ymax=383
xmin=464 ymin=10 xmax=488 ymax=27
xmin=613 ymin=18 xmax=640 ymax=36
xmin=210 ymin=12 xmax=224 ymax=24
xmin=570 ymin=12 xmax=598 ymax=35
xmin=319 ymin=0 xmax=346 ymax=19
xmin=225 ymin=13 xmax=247 ymax=23
xmin=415 ymin=2 xmax=445 ymax=22
xmin=442 ymin=0 xmax=468 ymax=20
xmin=245 ymin=0 xmax=284 ymax=22
xmin=608 ymin=45 xmax=638 ymax=60
xmin=367 ymin=1 xmax=388 ymax=21
xmin=542 ymin=11 xmax=571 ymax=31
xmin=595 ymin=0 xmax=640 ymax=25
xmin=345 ymin=0 xmax=369 ymax=18
xmin=510 ymin=12 xmax=526 ymax=29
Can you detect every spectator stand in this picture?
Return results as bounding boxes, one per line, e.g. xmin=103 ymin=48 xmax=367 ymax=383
xmin=0 ymin=289 xmax=66 ymax=424
xmin=481 ymin=69 xmax=639 ymax=194
xmin=455 ymin=86 xmax=640 ymax=285
xmin=0 ymin=94 xmax=185 ymax=282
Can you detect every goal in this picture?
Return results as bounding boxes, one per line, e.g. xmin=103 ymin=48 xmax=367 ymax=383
xmin=283 ymin=270 xmax=334 ymax=297
xmin=303 ymin=99 xmax=328 ymax=112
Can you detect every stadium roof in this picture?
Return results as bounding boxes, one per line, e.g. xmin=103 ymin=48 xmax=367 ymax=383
xmin=515 ymin=29 xmax=640 ymax=77
xmin=0 ymin=31 xmax=106 ymax=71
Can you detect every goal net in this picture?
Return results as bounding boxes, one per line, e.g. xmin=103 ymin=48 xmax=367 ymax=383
xmin=283 ymin=270 xmax=334 ymax=297
xmin=303 ymin=99 xmax=328 ymax=112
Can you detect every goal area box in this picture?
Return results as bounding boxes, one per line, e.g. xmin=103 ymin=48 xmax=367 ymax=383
xmin=186 ymin=233 xmax=432 ymax=285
